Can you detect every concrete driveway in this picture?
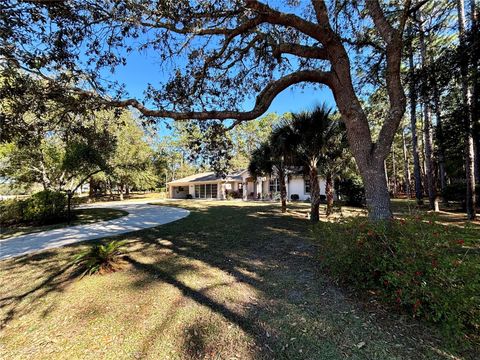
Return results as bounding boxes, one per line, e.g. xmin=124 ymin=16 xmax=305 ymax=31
xmin=0 ymin=200 xmax=189 ymax=260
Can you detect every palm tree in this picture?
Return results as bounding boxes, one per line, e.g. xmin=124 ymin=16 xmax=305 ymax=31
xmin=248 ymin=140 xmax=290 ymax=212
xmin=283 ymin=105 xmax=346 ymax=222
xmin=317 ymin=122 xmax=349 ymax=216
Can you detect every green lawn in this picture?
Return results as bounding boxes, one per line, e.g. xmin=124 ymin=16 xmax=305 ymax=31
xmin=0 ymin=201 xmax=477 ymax=359
xmin=0 ymin=208 xmax=128 ymax=239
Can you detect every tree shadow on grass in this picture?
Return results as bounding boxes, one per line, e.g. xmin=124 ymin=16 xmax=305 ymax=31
xmin=0 ymin=249 xmax=83 ymax=329
xmin=1 ymin=202 xmax=471 ymax=359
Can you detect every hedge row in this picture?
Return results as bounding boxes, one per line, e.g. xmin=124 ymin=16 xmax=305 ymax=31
xmin=0 ymin=190 xmax=67 ymax=226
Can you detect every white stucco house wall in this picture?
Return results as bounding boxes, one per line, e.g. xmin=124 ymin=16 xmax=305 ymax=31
xmin=167 ymin=169 xmax=328 ymax=201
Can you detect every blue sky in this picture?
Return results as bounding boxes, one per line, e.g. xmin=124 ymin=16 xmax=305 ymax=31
xmin=111 ymin=48 xmax=337 ymax=135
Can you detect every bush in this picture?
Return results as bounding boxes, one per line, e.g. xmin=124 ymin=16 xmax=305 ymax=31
xmin=0 ymin=199 xmax=27 ymax=226
xmin=23 ymin=190 xmax=67 ymax=224
xmin=290 ymin=194 xmax=299 ymax=201
xmin=74 ymin=240 xmax=127 ymax=275
xmin=336 ymin=178 xmax=365 ymax=207
xmin=186 ymin=194 xmax=193 ymax=199
xmin=0 ymin=190 xmax=66 ymax=226
xmin=442 ymin=183 xmax=480 ymax=204
xmin=314 ymin=216 xmax=479 ymax=342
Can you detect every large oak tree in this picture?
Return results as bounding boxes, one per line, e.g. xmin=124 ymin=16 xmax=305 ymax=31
xmin=1 ymin=0 xmax=423 ymax=219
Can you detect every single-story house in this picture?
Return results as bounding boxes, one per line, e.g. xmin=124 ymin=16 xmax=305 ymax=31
xmin=167 ymin=170 xmax=327 ymax=201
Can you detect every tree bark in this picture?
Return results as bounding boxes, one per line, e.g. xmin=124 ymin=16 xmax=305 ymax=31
xmin=432 ymin=78 xmax=447 ymax=193
xmin=470 ymin=0 xmax=480 ymax=190
xmin=309 ymin=164 xmax=321 ymax=223
xmin=279 ymin=170 xmax=287 ymax=213
xmin=391 ymin=147 xmax=397 ymax=197
xmin=325 ymin=173 xmax=334 ymax=216
xmin=408 ymin=25 xmax=424 ymax=205
xmin=402 ymin=129 xmax=412 ymax=198
xmin=473 ymin=0 xmax=480 ymax=186
xmin=418 ymin=13 xmax=438 ymax=211
xmin=118 ymin=183 xmax=124 ymax=201
xmin=89 ymin=178 xmax=95 ymax=197
xmin=361 ymin=159 xmax=392 ymax=220
xmin=457 ymin=0 xmax=477 ymax=219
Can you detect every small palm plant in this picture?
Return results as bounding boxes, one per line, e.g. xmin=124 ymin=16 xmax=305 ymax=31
xmin=74 ymin=240 xmax=127 ymax=276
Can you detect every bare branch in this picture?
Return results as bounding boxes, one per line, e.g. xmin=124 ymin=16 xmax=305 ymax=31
xmin=273 ymin=43 xmax=328 ymax=60
xmin=106 ymin=70 xmax=335 ymax=121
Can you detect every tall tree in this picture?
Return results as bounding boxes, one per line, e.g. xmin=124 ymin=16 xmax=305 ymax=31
xmin=316 ymin=121 xmax=349 ymax=216
xmin=105 ymin=113 xmax=156 ymax=200
xmin=407 ymin=23 xmax=424 ymax=205
xmin=457 ymin=0 xmax=477 ymax=219
xmin=280 ymin=105 xmax=342 ymax=222
xmin=2 ymin=1 xmax=422 ymax=220
xmin=401 ymin=127 xmax=412 ymax=198
xmin=418 ymin=11 xmax=438 ymax=211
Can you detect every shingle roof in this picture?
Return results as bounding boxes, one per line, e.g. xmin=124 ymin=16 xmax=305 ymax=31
xmin=167 ymin=170 xmax=247 ymax=185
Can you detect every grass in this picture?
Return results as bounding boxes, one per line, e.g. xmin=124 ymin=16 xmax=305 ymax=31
xmin=0 ymin=208 xmax=128 ymax=239
xmin=0 ymin=201 xmax=478 ymax=359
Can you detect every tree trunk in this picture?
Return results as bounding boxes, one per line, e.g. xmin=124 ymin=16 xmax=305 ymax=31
xmin=279 ymin=170 xmax=287 ymax=213
xmin=119 ymin=183 xmax=124 ymax=201
xmin=458 ymin=0 xmax=477 ymax=219
xmin=325 ymin=173 xmax=334 ymax=216
xmin=419 ymin=14 xmax=438 ymax=211
xmin=408 ymin=27 xmax=423 ymax=205
xmin=89 ymin=178 xmax=95 ymax=198
xmin=432 ymin=78 xmax=447 ymax=193
xmin=391 ymin=148 xmax=397 ymax=197
xmin=402 ymin=129 xmax=412 ymax=198
xmin=309 ymin=165 xmax=321 ymax=223
xmin=361 ymin=160 xmax=393 ymax=220
xmin=471 ymin=0 xmax=480 ymax=188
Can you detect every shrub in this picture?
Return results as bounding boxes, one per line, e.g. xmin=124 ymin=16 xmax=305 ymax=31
xmin=290 ymin=194 xmax=299 ymax=201
xmin=74 ymin=240 xmax=127 ymax=275
xmin=442 ymin=183 xmax=480 ymax=204
xmin=186 ymin=194 xmax=193 ymax=199
xmin=0 ymin=199 xmax=27 ymax=226
xmin=23 ymin=190 xmax=67 ymax=224
xmin=314 ymin=216 xmax=479 ymax=342
xmin=336 ymin=178 xmax=365 ymax=207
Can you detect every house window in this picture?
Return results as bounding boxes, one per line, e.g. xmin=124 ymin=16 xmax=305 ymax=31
xmin=304 ymin=179 xmax=310 ymax=194
xmin=194 ymin=184 xmax=218 ymax=198
xmin=269 ymin=178 xmax=280 ymax=192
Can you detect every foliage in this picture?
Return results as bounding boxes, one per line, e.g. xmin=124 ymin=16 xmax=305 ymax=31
xmin=336 ymin=178 xmax=366 ymax=207
xmin=105 ymin=112 xmax=157 ymax=193
xmin=23 ymin=190 xmax=67 ymax=224
xmin=0 ymin=111 xmax=116 ymax=192
xmin=0 ymin=198 xmax=27 ymax=226
xmin=314 ymin=216 xmax=479 ymax=343
xmin=229 ymin=113 xmax=285 ymax=170
xmin=290 ymin=194 xmax=299 ymax=201
xmin=74 ymin=240 xmax=127 ymax=276
xmin=0 ymin=190 xmax=66 ymax=226
xmin=442 ymin=183 xmax=480 ymax=204
xmin=1 ymin=0 xmax=425 ymax=219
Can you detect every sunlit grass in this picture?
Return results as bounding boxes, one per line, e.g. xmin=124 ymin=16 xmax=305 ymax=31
xmin=0 ymin=200 xmax=477 ymax=359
